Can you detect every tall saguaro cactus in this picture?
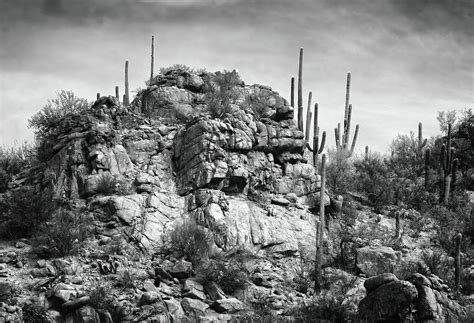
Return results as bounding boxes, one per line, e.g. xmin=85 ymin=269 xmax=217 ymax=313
xmin=425 ymin=149 xmax=431 ymax=189
xmin=305 ymin=92 xmax=313 ymax=143
xmin=335 ymin=73 xmax=359 ymax=156
xmin=297 ymin=48 xmax=304 ymax=132
xmin=150 ymin=35 xmax=154 ymax=85
xmin=290 ymin=77 xmax=295 ymax=108
xmin=124 ymin=60 xmax=130 ymax=107
xmin=315 ymin=154 xmax=326 ymax=292
xmin=417 ymin=122 xmax=428 ymax=158
xmin=454 ymin=233 xmax=462 ymax=293
xmin=441 ymin=124 xmax=458 ymax=204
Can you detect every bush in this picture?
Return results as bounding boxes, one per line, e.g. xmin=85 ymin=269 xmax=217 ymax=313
xmin=22 ymin=303 xmax=48 ymax=322
xmin=34 ymin=208 xmax=92 ymax=257
xmin=0 ymin=186 xmax=57 ymax=239
xmin=291 ymin=260 xmax=315 ymax=293
xmin=353 ymin=153 xmax=393 ymax=213
xmin=163 ymin=219 xmax=212 ymax=266
xmin=89 ymin=285 xmax=124 ymax=322
xmin=196 ymin=252 xmax=250 ymax=294
xmin=326 ymin=149 xmax=355 ymax=195
xmin=420 ymin=250 xmax=451 ymax=281
xmin=244 ymin=90 xmax=272 ymax=120
xmin=0 ymin=143 xmax=33 ymax=192
xmin=96 ymin=173 xmax=118 ymax=195
xmin=205 ymin=70 xmax=241 ymax=119
xmin=115 ymin=268 xmax=138 ymax=289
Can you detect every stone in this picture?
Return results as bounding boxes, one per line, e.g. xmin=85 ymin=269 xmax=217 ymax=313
xmin=0 ymin=281 xmax=12 ymax=297
xmin=409 ymin=273 xmax=432 ymax=288
xmin=168 ymin=260 xmax=193 ymax=279
xmin=51 ymin=283 xmax=77 ymax=303
xmin=164 ymin=299 xmax=185 ymax=318
xmin=181 ymin=297 xmax=209 ymax=316
xmin=62 ymin=296 xmax=90 ymax=313
xmin=356 ymin=246 xmax=400 ymax=277
xmin=138 ymin=292 xmax=160 ymax=306
xmin=182 ymin=279 xmax=205 ymax=300
xmin=73 ymin=305 xmax=100 ymax=323
xmin=270 ymin=196 xmax=290 ymax=206
xmin=211 ymin=298 xmax=248 ymax=313
xmin=205 ymin=282 xmax=226 ymax=301
xmin=364 ymin=273 xmax=398 ymax=292
xmin=358 ymin=280 xmax=418 ymax=321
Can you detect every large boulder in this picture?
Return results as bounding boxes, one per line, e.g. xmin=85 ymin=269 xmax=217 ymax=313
xmin=356 ymin=246 xmax=400 ymax=277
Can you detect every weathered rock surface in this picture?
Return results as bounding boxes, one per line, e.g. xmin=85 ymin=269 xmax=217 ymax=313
xmin=356 ymin=245 xmax=400 ymax=277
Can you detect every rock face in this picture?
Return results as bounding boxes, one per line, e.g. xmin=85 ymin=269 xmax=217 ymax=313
xmin=356 ymin=245 xmax=400 ymax=277
xmin=27 ymin=68 xmax=325 ymax=258
xmin=358 ymin=273 xmax=466 ymax=321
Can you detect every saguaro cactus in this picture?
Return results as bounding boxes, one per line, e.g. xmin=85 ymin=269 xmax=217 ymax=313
xmin=125 ymin=60 xmax=129 ymax=107
xmin=115 ymin=86 xmax=120 ymax=102
xmin=417 ymin=122 xmax=428 ymax=158
xmin=297 ymin=48 xmax=304 ymax=132
xmin=150 ymin=35 xmax=154 ymax=85
xmin=441 ymin=124 xmax=458 ymax=204
xmin=335 ymin=73 xmax=359 ymax=156
xmin=425 ymin=149 xmax=431 ymax=189
xmin=315 ymin=154 xmax=326 ymax=292
xmin=305 ymin=92 xmax=313 ymax=143
xmin=454 ymin=233 xmax=462 ymax=293
xmin=311 ymin=103 xmax=326 ymax=170
xmin=290 ymin=77 xmax=295 ymax=108
xmin=395 ymin=211 xmax=401 ymax=239
xmin=365 ymin=145 xmax=369 ymax=161
xmin=96 ymin=93 xmax=100 ymax=100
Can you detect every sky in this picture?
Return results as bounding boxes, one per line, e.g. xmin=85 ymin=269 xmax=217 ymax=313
xmin=0 ymin=0 xmax=472 ymax=153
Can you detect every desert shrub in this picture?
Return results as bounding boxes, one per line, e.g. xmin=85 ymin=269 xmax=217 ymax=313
xmin=115 ymin=268 xmax=137 ymax=289
xmin=89 ymin=285 xmax=124 ymax=322
xmin=244 ymin=90 xmax=273 ymax=120
xmin=420 ymin=250 xmax=452 ymax=281
xmin=163 ymin=219 xmax=212 ymax=266
xmin=291 ymin=272 xmax=357 ymax=322
xmin=205 ymin=70 xmax=241 ymax=119
xmin=0 ymin=186 xmax=57 ymax=239
xmin=34 ymin=208 xmax=92 ymax=257
xmin=28 ymin=90 xmax=89 ymax=141
xmin=96 ymin=173 xmax=118 ymax=195
xmin=291 ymin=260 xmax=315 ymax=293
xmin=159 ymin=64 xmax=193 ymax=74
xmin=22 ymin=303 xmax=48 ymax=322
xmin=326 ymin=149 xmax=355 ymax=195
xmin=0 ymin=143 xmax=33 ymax=192
xmin=353 ymin=153 xmax=393 ymax=213
xmin=196 ymin=253 xmax=250 ymax=294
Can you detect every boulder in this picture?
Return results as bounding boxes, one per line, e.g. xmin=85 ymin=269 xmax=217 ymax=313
xmin=181 ymin=297 xmax=209 ymax=316
xmin=183 ymin=279 xmax=205 ymax=301
xmin=358 ymin=280 xmax=418 ymax=321
xmin=0 ymin=280 xmax=13 ymax=297
xmin=356 ymin=246 xmax=400 ymax=277
xmin=363 ymin=273 xmax=398 ymax=292
xmin=205 ymin=282 xmax=226 ymax=301
xmin=211 ymin=298 xmax=248 ymax=313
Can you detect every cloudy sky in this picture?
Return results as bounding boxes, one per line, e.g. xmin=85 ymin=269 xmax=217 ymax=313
xmin=0 ymin=0 xmax=472 ymax=153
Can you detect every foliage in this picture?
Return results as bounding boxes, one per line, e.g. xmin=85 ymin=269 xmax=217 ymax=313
xmin=0 ymin=186 xmax=57 ymax=239
xmin=205 ymin=70 xmax=242 ymax=119
xmin=291 ymin=259 xmax=315 ymax=294
xmin=0 ymin=143 xmax=33 ymax=192
xmin=28 ymin=90 xmax=89 ymax=141
xmin=115 ymin=268 xmax=137 ymax=289
xmin=159 ymin=64 xmax=207 ymax=75
xmin=34 ymin=208 xmax=92 ymax=257
xmin=437 ymin=108 xmax=472 ymax=134
xmin=196 ymin=251 xmax=250 ymax=294
xmin=22 ymin=303 xmax=48 ymax=323
xmin=326 ymin=148 xmax=355 ymax=195
xmin=353 ymin=153 xmax=393 ymax=212
xmin=291 ymin=272 xmax=357 ymax=322
xmin=420 ymin=250 xmax=452 ymax=281
xmin=244 ymin=90 xmax=273 ymax=120
xmin=96 ymin=173 xmax=118 ymax=195
xmin=89 ymin=285 xmax=124 ymax=322
xmin=163 ymin=219 xmax=212 ymax=266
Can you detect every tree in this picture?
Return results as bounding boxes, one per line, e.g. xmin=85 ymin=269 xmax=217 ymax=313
xmin=326 ymin=148 xmax=355 ymax=195
xmin=28 ymin=90 xmax=89 ymax=141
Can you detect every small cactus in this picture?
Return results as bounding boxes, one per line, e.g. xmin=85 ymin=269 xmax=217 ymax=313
xmin=115 ymin=86 xmax=120 ymax=102
xmin=425 ymin=149 xmax=430 ymax=189
xmin=395 ymin=211 xmax=400 ymax=239
xmin=310 ymin=103 xmax=326 ymax=170
xmin=441 ymin=124 xmax=457 ymax=204
xmin=365 ymin=145 xmax=369 ymax=161
xmin=96 ymin=93 xmax=100 ymax=100
xmin=290 ymin=77 xmax=295 ymax=108
xmin=417 ymin=122 xmax=428 ymax=158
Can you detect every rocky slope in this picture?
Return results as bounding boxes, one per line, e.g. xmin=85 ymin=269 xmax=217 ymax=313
xmin=0 ymin=68 xmax=471 ymax=322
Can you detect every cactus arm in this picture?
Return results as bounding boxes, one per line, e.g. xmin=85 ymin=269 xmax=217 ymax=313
xmin=318 ymin=131 xmax=326 ymax=154
xmin=349 ymin=124 xmax=359 ymax=156
xmin=305 ymin=92 xmax=313 ymax=143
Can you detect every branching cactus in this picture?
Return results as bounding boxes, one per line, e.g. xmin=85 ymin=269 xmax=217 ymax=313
xmin=455 ymin=233 xmax=462 ymax=293
xmin=308 ymin=103 xmax=326 ymax=171
xmin=334 ymin=73 xmax=359 ymax=156
xmin=441 ymin=124 xmax=458 ymax=204
xmin=297 ymin=48 xmax=304 ymax=132
xmin=305 ymin=92 xmax=313 ymax=143
xmin=315 ymin=154 xmax=326 ymax=292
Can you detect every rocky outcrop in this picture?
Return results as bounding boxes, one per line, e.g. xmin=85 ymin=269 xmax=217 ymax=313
xmin=358 ymin=273 xmax=467 ymax=321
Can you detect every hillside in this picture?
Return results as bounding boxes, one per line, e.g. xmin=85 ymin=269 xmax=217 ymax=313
xmin=0 ymin=67 xmax=473 ymax=322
